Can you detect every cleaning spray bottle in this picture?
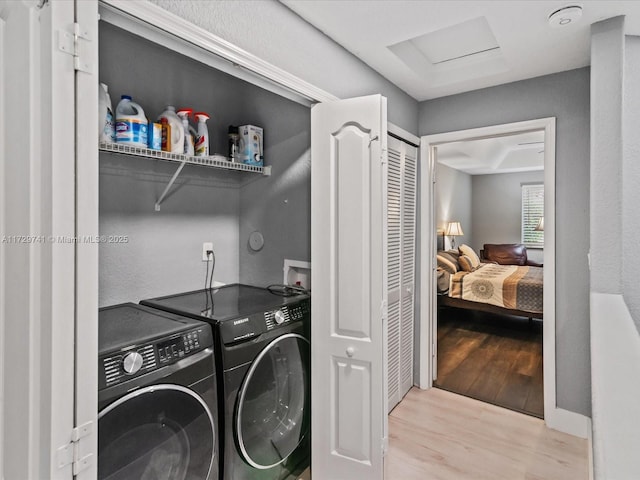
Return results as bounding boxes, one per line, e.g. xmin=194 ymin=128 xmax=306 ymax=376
xmin=194 ymin=112 xmax=210 ymax=157
xmin=177 ymin=108 xmax=194 ymax=155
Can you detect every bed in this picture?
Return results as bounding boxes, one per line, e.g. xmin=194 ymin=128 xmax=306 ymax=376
xmin=437 ymin=248 xmax=543 ymax=319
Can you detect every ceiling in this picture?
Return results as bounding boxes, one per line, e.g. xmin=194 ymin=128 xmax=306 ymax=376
xmin=281 ymin=0 xmax=640 ymax=101
xmin=436 ymin=131 xmax=544 ymax=175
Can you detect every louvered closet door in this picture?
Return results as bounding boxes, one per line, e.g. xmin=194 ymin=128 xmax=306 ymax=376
xmin=387 ymin=136 xmax=418 ymax=412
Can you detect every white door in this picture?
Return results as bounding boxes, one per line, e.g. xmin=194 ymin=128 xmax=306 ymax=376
xmin=0 ymin=0 xmax=78 ymax=478
xmin=311 ymin=95 xmax=388 ymax=480
xmin=75 ymin=1 xmax=100 ymax=479
xmin=387 ymin=136 xmax=417 ymax=412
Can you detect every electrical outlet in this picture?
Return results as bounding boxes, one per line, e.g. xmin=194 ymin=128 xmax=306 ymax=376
xmin=202 ymin=242 xmax=213 ymax=261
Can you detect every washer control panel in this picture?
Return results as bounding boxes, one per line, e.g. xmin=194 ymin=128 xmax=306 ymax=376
xmin=100 ymin=327 xmax=207 ymax=388
xmin=157 ymin=328 xmax=203 ymax=364
xmin=102 ymin=344 xmax=156 ymax=388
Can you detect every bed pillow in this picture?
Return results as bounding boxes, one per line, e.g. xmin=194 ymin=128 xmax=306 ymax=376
xmin=458 ymin=255 xmax=476 ymax=272
xmin=459 ymin=244 xmax=480 ymax=268
xmin=444 ymin=249 xmax=460 ymax=260
xmin=436 ymin=267 xmax=450 ymax=293
xmin=437 ymin=252 xmax=458 ymax=274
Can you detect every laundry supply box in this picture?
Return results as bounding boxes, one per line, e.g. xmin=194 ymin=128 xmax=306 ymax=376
xmin=239 ymin=124 xmax=263 ymax=166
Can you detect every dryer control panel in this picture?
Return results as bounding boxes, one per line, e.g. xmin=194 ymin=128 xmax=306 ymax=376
xmin=99 ymin=326 xmax=209 ymax=389
xmin=264 ymin=300 xmax=310 ymax=330
xmin=218 ymin=297 xmax=310 ymax=345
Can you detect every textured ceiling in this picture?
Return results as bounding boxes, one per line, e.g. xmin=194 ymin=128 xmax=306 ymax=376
xmin=437 ymin=131 xmax=545 ymax=175
xmin=282 ymin=0 xmax=640 ymax=101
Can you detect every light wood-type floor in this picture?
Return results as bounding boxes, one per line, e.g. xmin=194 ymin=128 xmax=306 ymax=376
xmin=386 ymin=388 xmax=589 ymax=480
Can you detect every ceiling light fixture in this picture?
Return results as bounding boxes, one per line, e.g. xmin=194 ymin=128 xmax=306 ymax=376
xmin=548 ymin=5 xmax=583 ymax=27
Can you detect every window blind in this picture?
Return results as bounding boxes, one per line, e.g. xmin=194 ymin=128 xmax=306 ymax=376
xmin=522 ymin=183 xmax=544 ymax=248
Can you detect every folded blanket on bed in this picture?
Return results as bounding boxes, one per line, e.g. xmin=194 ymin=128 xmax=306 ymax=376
xmin=449 ymin=263 xmax=543 ymax=314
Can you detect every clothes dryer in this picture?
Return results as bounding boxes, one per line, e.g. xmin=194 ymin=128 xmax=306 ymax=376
xmin=98 ymin=303 xmax=219 ymax=480
xmin=141 ymin=284 xmax=310 ymax=480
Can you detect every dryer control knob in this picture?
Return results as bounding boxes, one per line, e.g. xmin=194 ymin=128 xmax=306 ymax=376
xmin=274 ymin=310 xmax=286 ymax=325
xmin=122 ymin=351 xmax=143 ymax=374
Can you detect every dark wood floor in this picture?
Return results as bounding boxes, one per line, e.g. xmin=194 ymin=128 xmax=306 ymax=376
xmin=434 ymin=306 xmax=544 ymax=418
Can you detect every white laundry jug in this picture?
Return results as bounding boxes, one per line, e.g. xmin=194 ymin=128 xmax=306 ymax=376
xmin=115 ymin=95 xmax=148 ymax=147
xmin=157 ymin=106 xmax=184 ymax=153
xmin=98 ymin=82 xmax=115 ymax=143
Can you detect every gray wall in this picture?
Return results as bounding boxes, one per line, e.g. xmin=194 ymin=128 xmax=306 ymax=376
xmin=419 ymin=68 xmax=591 ymax=416
xmin=238 ymin=93 xmax=311 ymax=287
xmin=590 ymin=18 xmax=623 ymax=296
xmin=435 ymin=163 xmax=471 ymax=250
xmin=147 ymin=0 xmax=418 ymax=134
xmin=472 ymin=171 xmax=545 ymax=264
xmin=591 ymin=20 xmax=640 ymax=327
xmin=623 ymin=36 xmax=640 ymax=325
xmin=99 ymin=23 xmax=310 ymax=304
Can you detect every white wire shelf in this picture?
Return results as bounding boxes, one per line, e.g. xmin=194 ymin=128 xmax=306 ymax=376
xmin=99 ymin=141 xmax=271 ymax=211
xmin=99 ymin=141 xmax=270 ymax=175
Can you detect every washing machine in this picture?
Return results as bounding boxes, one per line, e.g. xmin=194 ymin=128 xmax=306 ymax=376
xmin=141 ymin=284 xmax=310 ymax=480
xmin=98 ymin=303 xmax=219 ymax=480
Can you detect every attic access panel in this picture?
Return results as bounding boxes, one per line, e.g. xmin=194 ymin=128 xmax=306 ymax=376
xmin=388 ymin=16 xmax=508 ymax=87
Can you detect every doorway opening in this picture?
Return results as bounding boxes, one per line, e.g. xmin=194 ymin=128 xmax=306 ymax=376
xmin=432 ymin=130 xmax=545 ymax=417
xmin=418 ymin=117 xmax=557 ymax=424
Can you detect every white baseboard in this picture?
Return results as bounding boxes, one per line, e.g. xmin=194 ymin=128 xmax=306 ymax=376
xmin=546 ymin=407 xmax=591 ymax=439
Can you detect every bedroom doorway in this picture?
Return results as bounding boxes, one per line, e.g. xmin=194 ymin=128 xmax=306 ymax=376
xmin=418 ymin=118 xmax=559 ymax=425
xmin=432 ymin=130 xmax=545 ymax=417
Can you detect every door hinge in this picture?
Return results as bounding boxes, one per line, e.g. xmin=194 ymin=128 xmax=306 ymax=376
xmin=380 ymin=299 xmax=388 ymax=321
xmin=56 ymin=421 xmax=94 ymax=475
xmin=57 ymin=23 xmax=92 ymax=73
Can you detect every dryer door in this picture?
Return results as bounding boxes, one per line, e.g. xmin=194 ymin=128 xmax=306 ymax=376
xmin=98 ymin=384 xmax=215 ymax=480
xmin=236 ymin=333 xmax=310 ymax=469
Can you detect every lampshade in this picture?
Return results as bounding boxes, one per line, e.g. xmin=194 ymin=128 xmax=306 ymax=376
xmin=446 ymin=221 xmax=464 ymax=236
xmin=534 ymin=217 xmax=544 ymax=231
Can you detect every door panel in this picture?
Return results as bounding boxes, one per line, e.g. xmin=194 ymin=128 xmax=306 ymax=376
xmin=387 ymin=146 xmax=402 ymax=409
xmin=1 ymin=1 xmax=77 ymax=478
xmin=386 ymin=137 xmax=418 ymax=411
xmin=311 ymin=95 xmax=387 ymax=480
xmin=400 ymin=144 xmax=417 ymax=395
xmin=334 ymin=125 xmax=372 ymax=338
xmin=334 ymin=358 xmax=371 ymax=460
xmin=75 ymin=1 xmax=100 ymax=479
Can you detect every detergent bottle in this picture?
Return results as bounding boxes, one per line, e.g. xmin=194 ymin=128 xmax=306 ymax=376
xmin=98 ymin=82 xmax=115 ymax=143
xmin=156 ymin=106 xmax=184 ymax=153
xmin=194 ymin=112 xmax=210 ymax=157
xmin=177 ymin=108 xmax=195 ymax=155
xmin=115 ymin=95 xmax=148 ymax=147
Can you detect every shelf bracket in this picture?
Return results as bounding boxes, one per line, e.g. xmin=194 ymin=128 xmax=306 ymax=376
xmin=155 ymin=161 xmax=186 ymax=211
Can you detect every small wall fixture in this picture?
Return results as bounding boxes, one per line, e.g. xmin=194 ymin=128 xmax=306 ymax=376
xmin=548 ymin=5 xmax=582 ymax=28
xmin=445 ymin=221 xmax=464 ymax=249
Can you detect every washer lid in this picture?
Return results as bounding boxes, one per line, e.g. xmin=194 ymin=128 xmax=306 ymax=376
xmin=99 ymin=303 xmax=208 ymax=354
